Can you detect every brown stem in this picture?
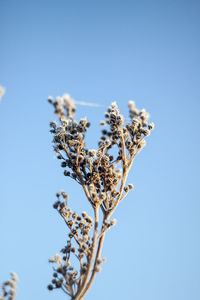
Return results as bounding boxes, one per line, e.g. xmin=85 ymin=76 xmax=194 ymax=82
xmin=80 ymin=218 xmax=107 ymax=299
xmin=119 ymin=126 xmax=127 ymax=171
xmin=73 ymin=207 xmax=99 ymax=300
xmin=107 ymin=169 xmax=128 ymax=219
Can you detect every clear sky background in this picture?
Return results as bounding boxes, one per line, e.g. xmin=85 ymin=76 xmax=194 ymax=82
xmin=0 ymin=0 xmax=200 ymax=299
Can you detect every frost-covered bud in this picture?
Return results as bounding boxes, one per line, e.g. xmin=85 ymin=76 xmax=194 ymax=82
xmin=47 ymin=284 xmax=54 ymax=290
xmin=95 ymin=266 xmax=101 ymax=272
xmin=99 ymin=192 xmax=106 ymax=200
xmin=56 ymin=96 xmax=63 ymax=105
xmin=85 ymin=216 xmax=93 ymax=223
xmin=61 ymin=118 xmax=68 ymax=126
xmin=104 ymin=112 xmax=109 ymax=118
xmin=48 ymin=95 xmax=53 ymax=103
xmin=132 ymin=118 xmax=140 ymax=127
xmin=105 ymin=140 xmax=111 ymax=147
xmin=128 ymin=100 xmax=135 ymax=109
xmin=10 ymin=289 xmax=16 ymax=296
xmin=91 ymin=192 xmax=97 ymax=199
xmin=83 ymin=235 xmax=89 ymax=243
xmin=148 ymin=122 xmax=155 ymax=130
xmin=9 ymin=280 xmax=16 ymax=288
xmin=100 ymin=120 xmax=106 ymax=126
xmin=82 ymin=211 xmax=87 ymax=218
xmin=63 ymin=93 xmax=70 ymax=102
xmin=142 ymin=129 xmax=150 ymax=136
xmin=104 ymin=220 xmax=109 ymax=226
xmin=61 ymin=191 xmax=68 ymax=199
xmin=55 ymin=254 xmax=61 ymax=266
xmin=53 ymin=200 xmax=60 ymax=209
xmin=72 ymin=213 xmax=78 ymax=220
xmin=80 ymin=118 xmax=88 ymax=126
xmin=88 ymin=149 xmax=97 ymax=157
xmin=61 ymin=161 xmax=67 ymax=167
xmin=50 ymin=121 xmax=57 ymax=129
xmin=71 ymin=246 xmax=76 ymax=253
xmin=89 ymin=184 xmax=95 ymax=192
xmin=111 ymin=101 xmax=118 ymax=108
xmin=110 ymin=219 xmax=117 ymax=226
xmin=64 ymin=170 xmax=70 ymax=176
xmin=11 ymin=272 xmax=18 ymax=282
xmin=49 ymin=257 xmax=55 ymax=263
xmin=116 ymin=169 xmax=122 ymax=175
xmin=96 ymin=150 xmax=102 ymax=157
xmin=87 ymin=157 xmax=93 ymax=165
xmin=97 ymin=258 xmax=105 ymax=265
xmin=117 ymin=114 xmax=124 ymax=125
xmin=138 ymin=139 xmax=146 ymax=149
xmin=124 ymin=186 xmax=129 ymax=193
xmin=128 ymin=184 xmax=134 ymax=190
xmin=140 ymin=109 xmax=150 ymax=120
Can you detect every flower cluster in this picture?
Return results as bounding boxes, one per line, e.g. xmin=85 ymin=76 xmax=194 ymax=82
xmin=49 ymin=97 xmax=154 ymax=213
xmin=0 ymin=273 xmax=18 ymax=300
xmin=48 ymin=94 xmax=154 ymax=300
xmin=47 ymin=192 xmax=113 ymax=297
xmin=100 ymin=100 xmax=154 ymax=157
xmin=48 ymin=94 xmax=76 ymax=120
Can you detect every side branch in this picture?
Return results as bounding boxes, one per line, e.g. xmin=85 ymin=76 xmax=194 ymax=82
xmin=73 ymin=207 xmax=99 ymax=300
xmin=80 ymin=220 xmax=106 ymax=299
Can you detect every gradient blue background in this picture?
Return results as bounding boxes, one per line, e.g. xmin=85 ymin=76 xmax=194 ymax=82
xmin=0 ymin=0 xmax=200 ymax=299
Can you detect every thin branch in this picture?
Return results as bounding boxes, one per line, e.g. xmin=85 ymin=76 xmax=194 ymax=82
xmin=80 ymin=221 xmax=106 ymax=299
xmin=73 ymin=207 xmax=99 ymax=300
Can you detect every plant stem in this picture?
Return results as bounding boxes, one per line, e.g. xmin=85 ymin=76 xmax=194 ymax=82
xmin=73 ymin=207 xmax=99 ymax=300
xmin=80 ymin=223 xmax=106 ymax=299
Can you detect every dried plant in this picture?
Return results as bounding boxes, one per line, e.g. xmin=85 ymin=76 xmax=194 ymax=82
xmin=0 ymin=86 xmax=5 ymax=102
xmin=0 ymin=272 xmax=18 ymax=300
xmin=47 ymin=94 xmax=154 ymax=300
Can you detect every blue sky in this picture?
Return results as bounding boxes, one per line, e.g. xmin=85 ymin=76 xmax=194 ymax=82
xmin=0 ymin=0 xmax=200 ymax=299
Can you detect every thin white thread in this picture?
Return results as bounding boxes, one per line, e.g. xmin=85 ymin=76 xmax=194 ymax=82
xmin=63 ymin=96 xmax=133 ymax=121
xmin=74 ymin=100 xmax=104 ymax=107
xmin=74 ymin=100 xmax=131 ymax=120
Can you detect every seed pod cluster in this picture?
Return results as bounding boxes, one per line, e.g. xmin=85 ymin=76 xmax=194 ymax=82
xmin=0 ymin=272 xmax=18 ymax=300
xmin=48 ymin=192 xmax=96 ymax=296
xmin=48 ymin=95 xmax=154 ymax=299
